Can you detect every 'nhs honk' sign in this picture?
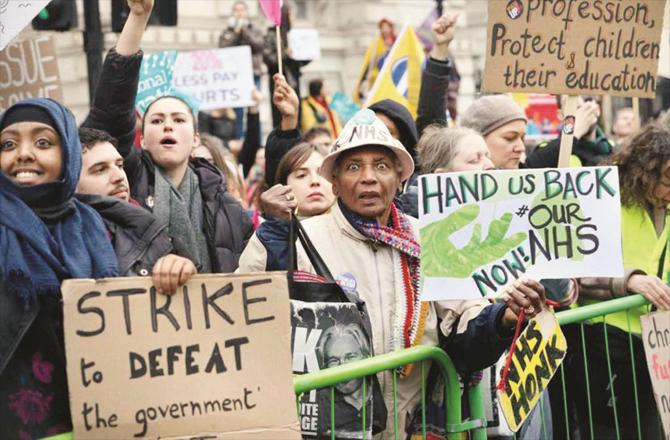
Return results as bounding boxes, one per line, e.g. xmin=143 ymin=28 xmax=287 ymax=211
xmin=499 ymin=310 xmax=567 ymax=432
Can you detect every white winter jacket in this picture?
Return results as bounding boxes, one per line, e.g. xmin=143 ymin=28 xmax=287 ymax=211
xmin=297 ymin=203 xmax=491 ymax=437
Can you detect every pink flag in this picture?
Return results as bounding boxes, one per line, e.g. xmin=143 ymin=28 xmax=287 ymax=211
xmin=259 ymin=0 xmax=282 ymax=26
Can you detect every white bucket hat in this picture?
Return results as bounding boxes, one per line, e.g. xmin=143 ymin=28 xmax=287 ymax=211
xmin=319 ymin=109 xmax=415 ymax=182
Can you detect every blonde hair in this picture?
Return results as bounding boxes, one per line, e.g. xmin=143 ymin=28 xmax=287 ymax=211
xmin=417 ymin=125 xmax=483 ymax=173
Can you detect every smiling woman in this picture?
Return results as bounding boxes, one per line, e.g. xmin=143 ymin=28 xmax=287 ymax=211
xmin=0 ymin=98 xmax=118 ymax=438
xmin=0 ymin=110 xmax=63 ymax=186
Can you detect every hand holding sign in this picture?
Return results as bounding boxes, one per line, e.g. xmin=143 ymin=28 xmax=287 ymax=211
xmin=421 ymin=205 xmax=527 ymax=279
xmin=500 ymin=278 xmax=547 ymax=324
xmin=273 ymin=74 xmax=300 ymax=129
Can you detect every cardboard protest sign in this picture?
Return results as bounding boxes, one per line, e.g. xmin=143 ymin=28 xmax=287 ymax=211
xmin=0 ymin=35 xmax=63 ymax=112
xmin=482 ymin=0 xmax=667 ymax=98
xmin=62 ymin=273 xmax=300 ymax=439
xmin=136 ymin=50 xmax=178 ymax=114
xmin=172 ymin=46 xmax=254 ymax=111
xmin=288 ymin=29 xmax=321 ymax=61
xmin=498 ymin=310 xmax=567 ymax=432
xmin=0 ymin=0 xmax=51 ymax=51
xmin=419 ymin=167 xmax=623 ymax=301
xmin=641 ymin=311 xmax=670 ymax=440
xmin=136 ymin=46 xmax=254 ymax=114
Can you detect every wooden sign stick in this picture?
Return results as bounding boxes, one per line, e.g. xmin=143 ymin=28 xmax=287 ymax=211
xmin=632 ymin=97 xmax=641 ymax=131
xmin=558 ymin=96 xmax=579 ymax=168
xmin=276 ymin=25 xmax=283 ymax=76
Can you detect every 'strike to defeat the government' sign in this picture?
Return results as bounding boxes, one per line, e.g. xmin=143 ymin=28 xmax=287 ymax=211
xmin=418 ymin=167 xmax=623 ymax=301
xmin=62 ymin=273 xmax=300 ymax=439
xmin=482 ymin=0 xmax=667 ymax=98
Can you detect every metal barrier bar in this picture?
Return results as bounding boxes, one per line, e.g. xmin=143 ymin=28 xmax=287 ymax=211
xmin=555 ymin=294 xmax=647 ymax=325
xmin=554 ymin=294 xmax=655 ymax=440
xmin=293 ymin=345 xmax=487 ymax=439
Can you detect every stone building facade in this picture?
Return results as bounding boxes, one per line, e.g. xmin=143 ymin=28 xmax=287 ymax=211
xmin=11 ymin=0 xmax=670 ymax=126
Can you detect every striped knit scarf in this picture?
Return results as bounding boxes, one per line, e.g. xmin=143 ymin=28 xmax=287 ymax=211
xmin=339 ymin=200 xmax=428 ymax=376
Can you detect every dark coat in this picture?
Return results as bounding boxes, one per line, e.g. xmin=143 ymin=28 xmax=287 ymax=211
xmin=75 ymin=194 xmax=175 ymax=276
xmin=82 ymin=48 xmax=253 ymax=273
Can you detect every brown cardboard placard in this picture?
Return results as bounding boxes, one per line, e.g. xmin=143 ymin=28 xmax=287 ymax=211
xmin=482 ymin=0 xmax=667 ymax=98
xmin=640 ymin=311 xmax=670 ymax=440
xmin=0 ymin=35 xmax=63 ymax=112
xmin=62 ymin=273 xmax=301 ymax=440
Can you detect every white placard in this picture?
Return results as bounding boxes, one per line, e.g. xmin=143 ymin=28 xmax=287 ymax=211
xmin=419 ymin=167 xmax=624 ymax=301
xmin=0 ymin=0 xmax=51 ymax=51
xmin=288 ymin=29 xmax=321 ymax=61
xmin=171 ymin=46 xmax=254 ymax=111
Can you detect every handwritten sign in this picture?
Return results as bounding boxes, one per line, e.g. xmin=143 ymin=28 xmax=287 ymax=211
xmin=482 ymin=0 xmax=667 ymax=98
xmin=62 ymin=273 xmax=300 ymax=439
xmin=0 ymin=0 xmax=51 ymax=51
xmin=419 ymin=167 xmax=623 ymax=301
xmin=172 ymin=46 xmax=254 ymax=111
xmin=498 ymin=311 xmax=567 ymax=432
xmin=641 ymin=311 xmax=670 ymax=440
xmin=0 ymin=35 xmax=62 ymax=112
xmin=288 ymin=29 xmax=321 ymax=61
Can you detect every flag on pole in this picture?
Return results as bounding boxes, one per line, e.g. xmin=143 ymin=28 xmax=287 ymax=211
xmin=364 ymin=25 xmax=425 ymax=118
xmin=259 ymin=0 xmax=283 ymax=26
xmin=352 ymin=34 xmax=387 ymax=105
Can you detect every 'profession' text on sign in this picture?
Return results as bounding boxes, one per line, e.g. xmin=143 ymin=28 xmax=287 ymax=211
xmin=482 ymin=0 xmax=667 ymax=98
xmin=62 ymin=273 xmax=300 ymax=440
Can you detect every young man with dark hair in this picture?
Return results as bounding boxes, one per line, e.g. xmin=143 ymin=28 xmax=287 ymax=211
xmin=77 ymin=115 xmax=196 ymax=291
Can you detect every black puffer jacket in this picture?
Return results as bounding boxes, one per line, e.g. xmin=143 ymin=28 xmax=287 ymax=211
xmin=122 ymin=149 xmax=252 ymax=273
xmin=75 ymin=194 xmax=175 ymax=275
xmin=82 ymin=48 xmax=252 ymax=273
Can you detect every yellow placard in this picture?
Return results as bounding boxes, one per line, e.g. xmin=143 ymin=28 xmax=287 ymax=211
xmin=499 ymin=310 xmax=567 ymax=432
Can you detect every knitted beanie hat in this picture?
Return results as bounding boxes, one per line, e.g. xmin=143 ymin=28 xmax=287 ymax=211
xmin=460 ymin=94 xmax=527 ymax=136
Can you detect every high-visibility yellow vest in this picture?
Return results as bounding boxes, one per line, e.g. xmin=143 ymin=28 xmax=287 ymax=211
xmin=580 ymin=204 xmax=667 ymax=333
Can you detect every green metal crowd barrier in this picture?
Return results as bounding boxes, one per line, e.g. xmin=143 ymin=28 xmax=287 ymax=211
xmin=294 ymin=345 xmax=487 ymax=440
xmin=41 ymin=294 xmax=664 ymax=440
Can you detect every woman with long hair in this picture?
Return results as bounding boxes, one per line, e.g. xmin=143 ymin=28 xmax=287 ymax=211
xmin=573 ymin=123 xmax=670 ymax=439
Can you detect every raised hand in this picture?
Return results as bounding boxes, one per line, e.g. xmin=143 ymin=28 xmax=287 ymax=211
xmin=273 ymin=74 xmax=299 ymax=130
xmin=127 ymin=0 xmax=154 ymax=17
xmin=421 ymin=204 xmax=527 ymax=278
xmin=430 ymin=11 xmax=459 ymax=60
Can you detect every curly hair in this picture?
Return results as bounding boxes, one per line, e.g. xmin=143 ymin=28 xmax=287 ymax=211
xmin=607 ymin=123 xmax=670 ymax=208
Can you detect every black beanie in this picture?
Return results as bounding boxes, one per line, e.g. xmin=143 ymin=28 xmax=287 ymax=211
xmin=0 ymin=105 xmax=57 ymax=132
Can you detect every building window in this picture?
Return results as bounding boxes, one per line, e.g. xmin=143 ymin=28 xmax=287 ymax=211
xmin=294 ymin=0 xmax=307 ymax=19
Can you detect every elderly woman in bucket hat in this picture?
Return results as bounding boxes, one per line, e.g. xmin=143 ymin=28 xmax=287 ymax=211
xmin=296 ymin=109 xmax=547 ymax=436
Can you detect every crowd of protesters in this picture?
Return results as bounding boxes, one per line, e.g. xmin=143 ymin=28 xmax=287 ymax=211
xmin=1 ymin=0 xmax=669 ymax=439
